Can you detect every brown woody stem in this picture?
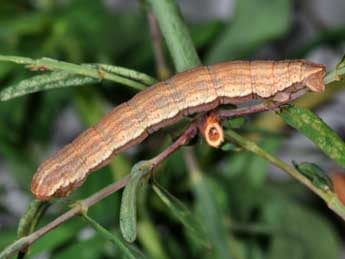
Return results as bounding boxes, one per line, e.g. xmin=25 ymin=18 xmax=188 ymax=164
xmin=217 ymin=89 xmax=307 ymax=119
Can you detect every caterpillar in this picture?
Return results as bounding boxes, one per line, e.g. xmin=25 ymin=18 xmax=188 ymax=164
xmin=31 ymin=60 xmax=326 ymax=200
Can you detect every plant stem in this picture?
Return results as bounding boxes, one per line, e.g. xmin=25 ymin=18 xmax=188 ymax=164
xmin=147 ymin=0 xmax=201 ymax=72
xmin=0 ymin=121 xmax=199 ymax=258
xmin=0 ymin=55 xmax=149 ymax=90
xmin=224 ymin=129 xmax=345 ymax=221
xmin=147 ymin=10 xmax=171 ymax=80
xmin=0 ymin=176 xmax=129 ymax=259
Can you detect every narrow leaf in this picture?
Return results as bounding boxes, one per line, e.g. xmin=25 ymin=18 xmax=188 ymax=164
xmin=324 ymin=54 xmax=345 ymax=84
xmin=147 ymin=0 xmax=202 ymax=72
xmin=0 ymin=55 xmax=150 ymax=92
xmin=152 ymin=182 xmax=209 ymax=247
xmin=17 ymin=200 xmax=50 ymax=238
xmin=95 ymin=64 xmax=157 ymax=85
xmin=120 ymin=161 xmax=152 ymax=243
xmin=292 ymin=161 xmax=333 ymax=192
xmin=278 ymin=104 xmax=345 ymax=168
xmin=0 ymin=237 xmax=30 ymax=259
xmin=185 ymin=151 xmax=233 ymax=258
xmin=0 ymin=71 xmax=98 ymax=101
xmin=82 ymin=214 xmax=145 ymax=259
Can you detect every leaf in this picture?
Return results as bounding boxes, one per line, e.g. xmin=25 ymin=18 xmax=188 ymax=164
xmin=53 ymin=236 xmax=105 ymax=259
xmin=221 ymin=142 xmax=237 ymax=151
xmin=16 ymin=200 xmax=50 ymax=259
xmin=119 ymin=161 xmax=152 ymax=243
xmin=278 ymin=104 xmax=345 ymax=168
xmin=147 ymin=0 xmax=202 ymax=72
xmin=292 ymin=161 xmax=333 ymax=191
xmin=29 ymin=222 xmax=83 ymax=255
xmin=17 ymin=200 xmax=50 ymax=238
xmin=268 ymin=236 xmax=304 ymax=259
xmin=0 ymin=71 xmax=98 ymax=101
xmin=0 ymin=236 xmax=30 ymax=259
xmin=152 ymin=181 xmax=209 ymax=248
xmin=262 ymin=195 xmax=340 ymax=259
xmin=137 ymin=220 xmax=169 ymax=259
xmin=0 ymin=55 xmax=156 ymax=100
xmin=223 ymin=117 xmax=247 ymax=129
xmin=187 ymin=153 xmax=234 ymax=259
xmin=82 ymin=214 xmax=145 ymax=259
xmin=324 ymin=54 xmax=345 ymax=85
xmin=94 ymin=64 xmax=157 ymax=86
xmin=206 ymin=0 xmax=291 ymax=63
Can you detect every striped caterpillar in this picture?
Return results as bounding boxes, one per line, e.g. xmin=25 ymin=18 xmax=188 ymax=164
xmin=31 ymin=60 xmax=326 ymax=200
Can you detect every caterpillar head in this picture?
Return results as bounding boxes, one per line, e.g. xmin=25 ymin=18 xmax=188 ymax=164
xmin=303 ymin=62 xmax=326 ymax=92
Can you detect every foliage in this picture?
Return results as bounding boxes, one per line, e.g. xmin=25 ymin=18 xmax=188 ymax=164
xmin=0 ymin=0 xmax=345 ymax=258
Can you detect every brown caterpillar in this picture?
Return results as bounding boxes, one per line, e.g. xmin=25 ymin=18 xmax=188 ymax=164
xmin=31 ymin=60 xmax=326 ymax=200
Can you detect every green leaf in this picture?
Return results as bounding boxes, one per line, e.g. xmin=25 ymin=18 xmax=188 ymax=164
xmin=268 ymin=236 xmax=304 ymax=259
xmin=0 ymin=55 xmax=156 ymax=100
xmin=17 ymin=200 xmax=50 ymax=238
xmin=29 ymin=222 xmax=83 ymax=255
xmin=137 ymin=220 xmax=169 ymax=259
xmin=93 ymin=64 xmax=157 ymax=86
xmin=292 ymin=161 xmax=333 ymax=192
xmin=262 ymin=195 xmax=340 ymax=259
xmin=223 ymin=117 xmax=247 ymax=129
xmin=278 ymin=104 xmax=345 ymax=168
xmin=206 ymin=0 xmax=291 ymax=62
xmin=53 ymin=236 xmax=105 ymax=259
xmin=82 ymin=214 xmax=145 ymax=259
xmin=221 ymin=142 xmax=237 ymax=151
xmin=147 ymin=0 xmax=202 ymax=72
xmin=324 ymin=53 xmax=345 ymax=85
xmin=152 ymin=181 xmax=209 ymax=248
xmin=0 ymin=71 xmax=98 ymax=101
xmin=120 ymin=161 xmax=152 ymax=243
xmin=188 ymin=159 xmax=233 ymax=258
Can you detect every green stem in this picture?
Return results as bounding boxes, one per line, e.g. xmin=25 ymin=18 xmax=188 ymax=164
xmin=224 ymin=129 xmax=345 ymax=221
xmin=147 ymin=0 xmax=201 ymax=72
xmin=95 ymin=64 xmax=157 ymax=85
xmin=0 ymin=55 xmax=150 ymax=90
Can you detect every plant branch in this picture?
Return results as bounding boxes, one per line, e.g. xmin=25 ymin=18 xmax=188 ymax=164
xmin=147 ymin=0 xmax=201 ymax=72
xmin=217 ymin=89 xmax=308 ymax=119
xmin=0 ymin=177 xmax=128 ymax=259
xmin=0 ymin=55 xmax=153 ymax=91
xmin=0 ymin=120 xmax=199 ymax=259
xmin=147 ymin=10 xmax=171 ymax=80
xmin=224 ymin=129 xmax=345 ymax=221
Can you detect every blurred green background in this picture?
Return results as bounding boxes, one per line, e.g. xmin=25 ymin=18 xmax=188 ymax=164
xmin=0 ymin=0 xmax=345 ymax=258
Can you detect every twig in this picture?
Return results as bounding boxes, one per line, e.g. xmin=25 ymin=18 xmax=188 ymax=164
xmin=224 ymin=129 xmax=345 ymax=221
xmin=0 ymin=55 xmax=148 ymax=91
xmin=216 ymin=89 xmax=307 ymax=119
xmin=147 ymin=10 xmax=171 ymax=80
xmin=0 ymin=177 xmax=128 ymax=259
xmin=147 ymin=0 xmax=201 ymax=72
xmin=0 ymin=121 xmax=198 ymax=259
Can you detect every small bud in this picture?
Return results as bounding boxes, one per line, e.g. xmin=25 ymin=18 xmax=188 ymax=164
xmin=201 ymin=112 xmax=224 ymax=148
